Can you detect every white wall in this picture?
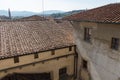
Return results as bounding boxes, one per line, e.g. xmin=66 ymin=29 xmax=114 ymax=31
xmin=73 ymin=21 xmax=120 ymax=80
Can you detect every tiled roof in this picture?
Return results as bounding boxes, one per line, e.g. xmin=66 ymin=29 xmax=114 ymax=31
xmin=20 ymin=15 xmax=44 ymax=21
xmin=64 ymin=3 xmax=120 ymax=24
xmin=0 ymin=20 xmax=74 ymax=59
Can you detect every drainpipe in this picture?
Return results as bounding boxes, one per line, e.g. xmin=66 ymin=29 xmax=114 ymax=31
xmin=74 ymin=45 xmax=78 ymax=79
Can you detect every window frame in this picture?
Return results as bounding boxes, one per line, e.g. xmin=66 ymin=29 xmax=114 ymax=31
xmin=34 ymin=53 xmax=39 ymax=59
xmin=111 ymin=37 xmax=119 ymax=50
xmin=51 ymin=50 xmax=55 ymax=55
xmin=82 ymin=59 xmax=88 ymax=70
xmin=59 ymin=67 xmax=67 ymax=76
xmin=69 ymin=46 xmax=72 ymax=51
xmin=14 ymin=56 xmax=19 ymax=63
xmin=84 ymin=27 xmax=92 ymax=42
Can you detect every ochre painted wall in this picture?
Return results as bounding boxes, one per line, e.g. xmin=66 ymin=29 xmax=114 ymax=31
xmin=0 ymin=46 xmax=75 ymax=80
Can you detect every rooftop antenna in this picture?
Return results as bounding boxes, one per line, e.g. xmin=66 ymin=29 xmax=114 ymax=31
xmin=8 ymin=8 xmax=11 ymax=20
xmin=116 ymin=0 xmax=119 ymax=3
xmin=42 ymin=0 xmax=45 ymax=19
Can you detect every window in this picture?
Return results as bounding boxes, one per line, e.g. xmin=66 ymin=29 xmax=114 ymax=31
xmin=111 ymin=38 xmax=119 ymax=50
xmin=14 ymin=56 xmax=19 ymax=63
xmin=34 ymin=53 xmax=39 ymax=59
xmin=59 ymin=67 xmax=67 ymax=80
xmin=59 ymin=67 xmax=67 ymax=75
xmin=84 ymin=28 xmax=91 ymax=42
xmin=69 ymin=46 xmax=72 ymax=51
xmin=82 ymin=59 xmax=88 ymax=69
xmin=51 ymin=50 xmax=55 ymax=55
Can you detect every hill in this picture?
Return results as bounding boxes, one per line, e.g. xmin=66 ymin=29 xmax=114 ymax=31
xmin=0 ymin=10 xmax=85 ymax=19
xmin=50 ymin=10 xmax=85 ymax=18
xmin=0 ymin=10 xmax=64 ymax=17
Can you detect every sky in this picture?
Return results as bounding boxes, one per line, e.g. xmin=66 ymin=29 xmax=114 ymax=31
xmin=0 ymin=0 xmax=119 ymax=12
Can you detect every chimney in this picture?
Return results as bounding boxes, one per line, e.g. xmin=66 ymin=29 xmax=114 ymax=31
xmin=8 ymin=8 xmax=11 ymax=20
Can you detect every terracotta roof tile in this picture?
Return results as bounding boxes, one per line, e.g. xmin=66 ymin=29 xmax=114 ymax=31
xmin=64 ymin=3 xmax=120 ymax=23
xmin=0 ymin=20 xmax=74 ymax=59
xmin=20 ymin=15 xmax=44 ymax=20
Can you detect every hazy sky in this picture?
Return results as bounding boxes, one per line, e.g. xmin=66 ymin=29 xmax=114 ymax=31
xmin=0 ymin=0 xmax=119 ymax=12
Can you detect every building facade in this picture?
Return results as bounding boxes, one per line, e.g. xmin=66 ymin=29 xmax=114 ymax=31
xmin=64 ymin=3 xmax=120 ymax=80
xmin=0 ymin=46 xmax=76 ymax=80
xmin=0 ymin=20 xmax=77 ymax=80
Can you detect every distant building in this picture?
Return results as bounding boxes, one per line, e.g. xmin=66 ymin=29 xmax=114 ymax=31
xmin=8 ymin=9 xmax=12 ymax=20
xmin=64 ymin=3 xmax=120 ymax=80
xmin=0 ymin=20 xmax=77 ymax=80
xmin=0 ymin=16 xmax=9 ymax=20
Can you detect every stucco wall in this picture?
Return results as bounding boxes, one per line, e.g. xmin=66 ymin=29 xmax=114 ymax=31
xmin=0 ymin=46 xmax=75 ymax=80
xmin=73 ymin=21 xmax=120 ymax=80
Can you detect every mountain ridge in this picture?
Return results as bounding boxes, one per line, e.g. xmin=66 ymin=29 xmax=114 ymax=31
xmin=0 ymin=10 xmax=64 ymax=16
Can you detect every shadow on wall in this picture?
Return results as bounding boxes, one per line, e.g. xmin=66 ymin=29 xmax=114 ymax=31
xmin=1 ymin=73 xmax=51 ymax=80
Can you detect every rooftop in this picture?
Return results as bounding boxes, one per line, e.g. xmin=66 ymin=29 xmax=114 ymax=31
xmin=20 ymin=15 xmax=45 ymax=21
xmin=64 ymin=3 xmax=120 ymax=24
xmin=0 ymin=20 xmax=74 ymax=59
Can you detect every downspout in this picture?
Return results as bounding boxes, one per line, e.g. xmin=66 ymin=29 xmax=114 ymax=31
xmin=74 ymin=45 xmax=78 ymax=79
